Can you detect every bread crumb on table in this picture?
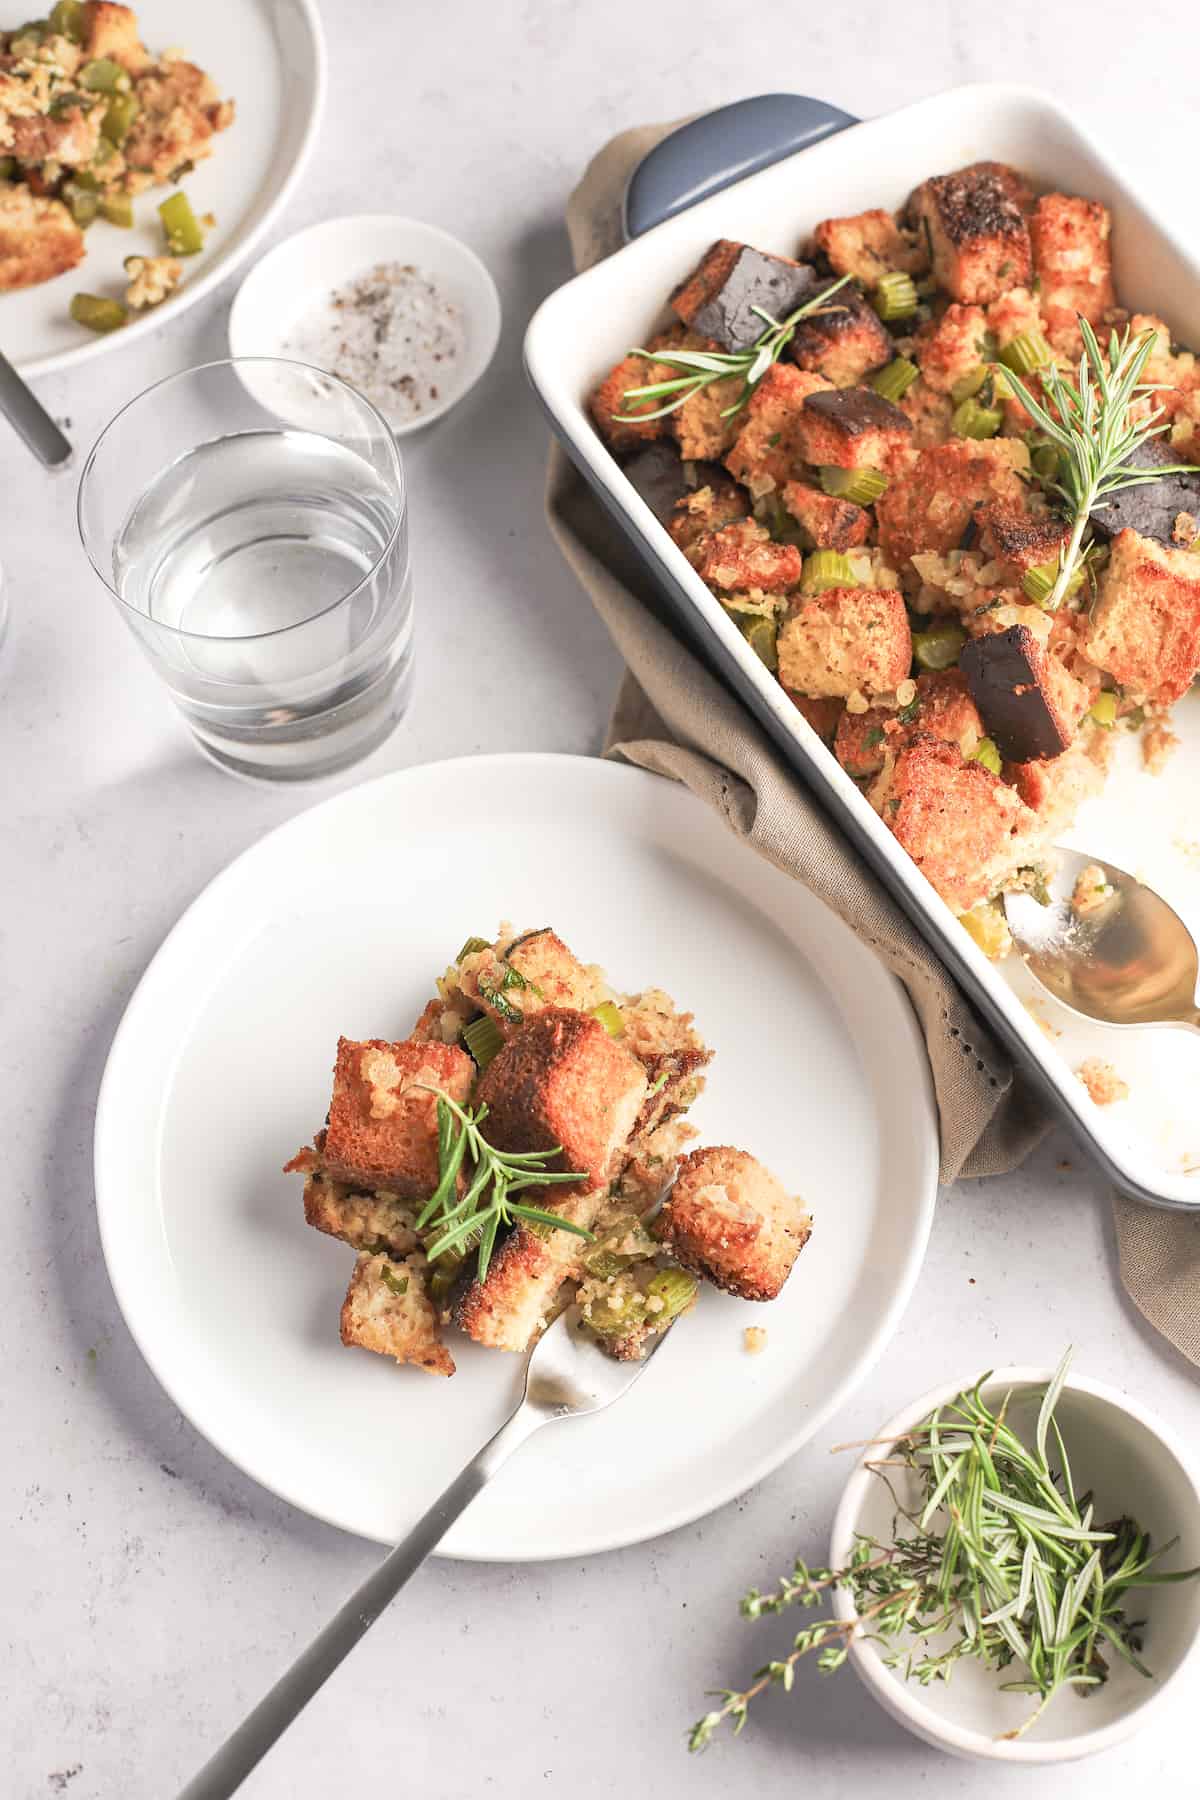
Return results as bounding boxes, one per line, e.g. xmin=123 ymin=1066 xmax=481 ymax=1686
xmin=743 ymin=1327 xmax=768 ymax=1356
xmin=1076 ymin=1058 xmax=1129 ymax=1106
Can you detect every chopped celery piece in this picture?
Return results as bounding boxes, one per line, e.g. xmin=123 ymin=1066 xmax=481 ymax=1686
xmin=583 ymin=1216 xmax=657 ymax=1279
xmin=79 ymin=58 xmax=130 ymax=93
xmin=736 ymin=613 xmax=778 ymax=672
xmin=870 ymin=356 xmax=919 ymax=404
xmin=1022 ymin=558 xmax=1083 ymax=607
xmin=463 ymin=1014 xmax=504 ymax=1072
xmin=158 ymin=189 xmax=204 ymax=255
xmin=951 ymin=365 xmax=988 ymax=405
xmin=1030 ymin=441 xmax=1061 ymax=482
xmin=960 ymin=900 xmax=1011 ymax=959
xmin=584 ymin=1286 xmax=646 ymax=1337
xmin=378 ymin=1262 xmax=409 ymax=1297
xmin=1000 ymin=330 xmax=1053 ymax=376
xmin=912 ymin=621 xmax=966 ymax=672
xmin=872 ymin=271 xmax=918 ymax=322
xmin=644 ymin=1268 xmax=698 ymax=1323
xmin=818 ymin=466 xmax=888 ymax=506
xmin=591 ymin=1000 xmax=625 ymax=1038
xmin=1089 ymin=690 xmax=1118 ymax=728
xmin=952 ymin=396 xmax=1003 ymax=440
xmin=98 ymin=192 xmax=132 ymax=228
xmin=455 ymin=934 xmax=490 ymax=962
xmin=0 ymin=155 xmax=14 ymax=180
xmin=62 ymin=180 xmax=98 ymax=226
xmin=69 ymin=292 xmax=128 ymax=332
xmin=801 ymin=549 xmax=857 ymax=594
xmin=102 ymin=92 xmax=139 ymax=144
xmin=49 ymin=0 xmax=84 ymax=38
xmin=971 ymin=737 xmax=1002 ymax=775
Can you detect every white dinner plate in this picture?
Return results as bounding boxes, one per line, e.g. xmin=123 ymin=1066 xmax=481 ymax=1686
xmin=7 ymin=0 xmax=324 ymax=379
xmin=94 ymin=754 xmax=939 ymax=1558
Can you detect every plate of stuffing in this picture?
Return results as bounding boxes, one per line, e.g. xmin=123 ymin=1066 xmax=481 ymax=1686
xmin=0 ymin=0 xmax=324 ymax=376
xmin=93 ymin=754 xmax=938 ymax=1557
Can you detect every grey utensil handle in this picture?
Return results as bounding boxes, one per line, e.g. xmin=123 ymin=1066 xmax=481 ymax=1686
xmin=622 ymin=93 xmax=858 ymax=241
xmin=0 ymin=350 xmax=71 ymax=468
xmin=176 ymin=1402 xmax=545 ymax=1800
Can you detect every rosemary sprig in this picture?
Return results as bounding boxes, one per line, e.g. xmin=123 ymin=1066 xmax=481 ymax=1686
xmin=414 ymin=1087 xmax=591 ymax=1284
xmin=689 ymin=1349 xmax=1200 ymax=1752
xmin=996 ymin=320 xmax=1194 ymax=612
xmin=614 ymin=275 xmax=853 ymax=425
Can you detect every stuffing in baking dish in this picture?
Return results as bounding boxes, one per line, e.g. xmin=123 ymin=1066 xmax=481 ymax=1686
xmin=589 ymin=162 xmax=1200 ymax=953
xmin=284 ymin=925 xmax=810 ymax=1377
xmin=0 ymin=2 xmax=231 ymax=297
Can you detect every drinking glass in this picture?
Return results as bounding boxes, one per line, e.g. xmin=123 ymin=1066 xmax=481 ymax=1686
xmin=77 ymin=359 xmax=412 ymax=781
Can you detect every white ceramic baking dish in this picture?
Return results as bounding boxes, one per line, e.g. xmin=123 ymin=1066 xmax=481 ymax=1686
xmin=525 ymin=83 xmax=1200 ymax=1208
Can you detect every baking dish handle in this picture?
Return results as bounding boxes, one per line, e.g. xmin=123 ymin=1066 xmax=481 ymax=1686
xmin=623 ymin=93 xmax=858 ymax=241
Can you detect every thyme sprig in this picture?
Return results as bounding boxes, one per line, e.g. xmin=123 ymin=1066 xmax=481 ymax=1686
xmin=997 ymin=320 xmax=1194 ymax=612
xmin=689 ymin=1349 xmax=1200 ymax=1752
xmin=614 ymin=275 xmax=853 ymax=425
xmin=414 ymin=1087 xmax=591 ymax=1284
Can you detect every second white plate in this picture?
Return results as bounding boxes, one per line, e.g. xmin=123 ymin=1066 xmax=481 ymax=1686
xmin=94 ymin=754 xmax=938 ymax=1558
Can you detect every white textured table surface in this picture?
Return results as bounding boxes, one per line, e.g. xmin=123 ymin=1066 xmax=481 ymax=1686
xmin=4 ymin=3 xmax=1200 ymax=1795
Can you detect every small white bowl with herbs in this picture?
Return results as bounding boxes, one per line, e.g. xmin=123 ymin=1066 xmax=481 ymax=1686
xmin=691 ymin=1353 xmax=1200 ymax=1763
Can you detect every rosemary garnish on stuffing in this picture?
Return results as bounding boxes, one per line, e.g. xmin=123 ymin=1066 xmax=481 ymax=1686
xmin=414 ymin=1088 xmax=591 ymax=1283
xmin=689 ymin=1349 xmax=1199 ymax=1752
xmin=998 ymin=320 xmax=1194 ymax=612
xmin=614 ymin=274 xmax=852 ymax=424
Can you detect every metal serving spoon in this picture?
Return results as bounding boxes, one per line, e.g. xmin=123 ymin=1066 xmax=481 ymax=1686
xmin=1004 ymin=848 xmax=1200 ymax=1031
xmin=0 ymin=348 xmax=72 ymax=468
xmin=176 ymin=1308 xmax=673 ymax=1800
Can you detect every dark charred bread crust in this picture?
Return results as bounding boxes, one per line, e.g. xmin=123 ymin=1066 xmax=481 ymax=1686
xmin=794 ymin=385 xmax=913 ymax=470
xmin=785 ymin=282 xmax=892 ymax=385
xmin=629 ymin=1046 xmax=713 ymax=1142
xmin=958 ymin=160 xmax=1038 ymax=215
xmin=668 ymin=478 xmax=750 ymax=558
xmin=1086 ymin=438 xmax=1200 ymax=547
xmin=621 ymin=444 xmax=734 ymax=527
xmin=786 ymin=693 xmax=845 ymax=742
xmin=802 ymin=385 xmax=912 ymax=439
xmin=960 ymin=625 xmax=1075 ymax=762
xmin=670 ymin=239 xmax=819 ymax=351
xmin=475 ymin=1007 xmax=648 ymax=1193
xmin=908 ymin=168 xmax=1033 ymax=303
xmin=974 ymin=504 xmax=1072 ymax=580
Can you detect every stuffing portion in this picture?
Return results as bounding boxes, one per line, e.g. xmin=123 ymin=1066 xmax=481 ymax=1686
xmin=875 ymin=439 xmax=1030 ymax=568
xmin=0 ymin=180 xmax=82 ymax=289
xmin=340 ymin=1251 xmax=454 ymax=1378
xmin=914 ymin=303 xmax=991 ymax=395
xmin=656 ymin=1147 xmax=811 ymax=1302
xmin=786 ymin=282 xmax=892 ymax=386
xmin=319 ymin=1037 xmax=474 ymax=1198
xmin=123 ymin=253 xmax=181 ymax=309
xmin=777 ymin=586 xmax=911 ymax=700
xmin=724 ymin=363 xmax=833 ymax=493
xmin=299 ymin=1168 xmax=420 ymax=1259
xmin=1029 ymin=194 xmax=1115 ymax=353
xmin=696 ymin=517 xmax=804 ymax=593
xmin=781 ymin=480 xmax=872 ymax=550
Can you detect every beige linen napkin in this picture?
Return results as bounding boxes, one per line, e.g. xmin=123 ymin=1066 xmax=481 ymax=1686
xmin=542 ymin=117 xmax=1200 ymax=1366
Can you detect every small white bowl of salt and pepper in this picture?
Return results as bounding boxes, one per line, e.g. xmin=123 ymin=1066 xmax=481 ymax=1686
xmin=228 ymin=215 xmax=502 ymax=435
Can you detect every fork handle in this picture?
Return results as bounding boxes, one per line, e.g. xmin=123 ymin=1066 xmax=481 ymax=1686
xmin=177 ymin=1400 xmax=545 ymax=1800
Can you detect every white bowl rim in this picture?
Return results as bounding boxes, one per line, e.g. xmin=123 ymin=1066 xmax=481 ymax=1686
xmin=227 ymin=212 xmax=503 ymax=436
xmin=828 ymin=1364 xmax=1200 ymax=1763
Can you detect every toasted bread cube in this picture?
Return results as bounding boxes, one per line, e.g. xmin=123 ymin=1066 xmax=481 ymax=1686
xmin=780 ymin=480 xmax=871 ymax=550
xmin=1084 ymin=528 xmax=1200 ymax=704
xmin=785 ymin=693 xmax=843 ymax=742
xmin=125 ymin=56 xmax=231 ymax=184
xmin=786 ymin=283 xmax=892 ymax=386
xmin=961 ymin=626 xmax=1089 ymax=762
xmin=1030 ymin=195 xmax=1115 ymax=352
xmin=959 ymin=161 xmax=1037 ymax=216
xmin=589 ymin=351 xmax=668 ymax=454
xmin=0 ymin=183 xmax=83 ymax=291
xmin=456 ymin=1186 xmax=606 ymax=1352
xmin=300 ymin=1171 xmax=420 ymax=1257
xmin=79 ymin=1 xmax=152 ymax=72
xmin=898 ymin=377 xmax=955 ymax=448
xmin=618 ymin=987 xmax=712 ymax=1143
xmin=475 ymin=1008 xmax=648 ymax=1192
xmin=673 ymin=376 xmax=742 ymax=462
xmin=870 ymin=733 xmax=1037 ymax=912
xmin=973 ymin=504 xmax=1072 ymax=584
xmin=340 ymin=1251 xmax=453 ymax=1377
xmin=778 ymin=587 xmax=911 ymax=700
xmin=1008 ymin=732 xmax=1110 ymax=837
xmin=9 ymin=100 xmax=102 ymax=168
xmin=907 ymin=669 xmax=986 ymax=756
xmin=811 ymin=208 xmax=927 ymax=284
xmin=670 ymin=238 xmax=817 ymax=351
xmin=875 ymin=439 xmax=1029 ymax=566
xmin=834 ymin=668 xmax=983 ymax=779
xmin=914 ymin=303 xmax=990 ymax=394
xmin=696 ymin=517 xmax=804 ymax=594
xmin=724 ymin=363 xmax=832 ymax=492
xmin=657 ymin=1147 xmax=810 ymax=1301
xmin=668 ymin=479 xmax=750 ymax=559
xmin=321 ymin=1037 xmax=474 ymax=1198
xmin=908 ymin=167 xmax=1033 ymax=304
xmin=834 ymin=705 xmax=894 ymax=779
xmin=458 ymin=928 xmax=608 ymax=1036
xmin=792 ymin=386 xmax=912 ymax=470
xmin=616 ymin=1115 xmax=699 ymax=1212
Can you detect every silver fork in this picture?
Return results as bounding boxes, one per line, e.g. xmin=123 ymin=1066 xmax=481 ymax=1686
xmin=177 ymin=1310 xmax=671 ymax=1799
